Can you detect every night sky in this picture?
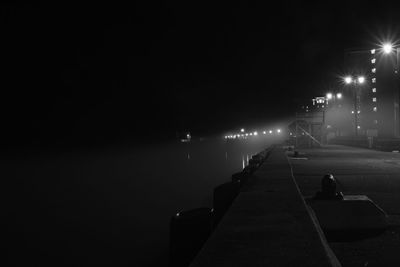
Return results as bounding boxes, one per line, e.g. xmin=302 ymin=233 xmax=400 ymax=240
xmin=2 ymin=2 xmax=400 ymax=147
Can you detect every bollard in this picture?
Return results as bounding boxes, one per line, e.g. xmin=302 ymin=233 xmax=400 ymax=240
xmin=248 ymin=158 xmax=260 ymax=167
xmin=213 ymin=181 xmax=240 ymax=226
xmin=169 ymin=207 xmax=214 ymax=267
xmin=251 ymin=154 xmax=264 ymax=162
xmin=308 ymin=174 xmax=388 ymax=241
xmin=243 ymin=164 xmax=257 ymax=175
xmin=243 ymin=165 xmax=255 ymax=175
xmin=313 ymin=174 xmax=343 ymax=200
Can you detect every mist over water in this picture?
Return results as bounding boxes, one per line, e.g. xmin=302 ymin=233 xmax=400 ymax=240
xmin=4 ymin=136 xmax=277 ymax=266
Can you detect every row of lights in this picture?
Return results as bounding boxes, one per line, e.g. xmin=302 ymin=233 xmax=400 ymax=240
xmin=326 ymin=92 xmax=342 ymax=100
xmin=225 ymin=128 xmax=281 ymax=139
xmin=344 ymin=76 xmax=365 ymax=84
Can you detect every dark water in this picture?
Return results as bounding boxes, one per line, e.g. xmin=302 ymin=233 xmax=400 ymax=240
xmin=4 ymin=137 xmax=277 ymax=266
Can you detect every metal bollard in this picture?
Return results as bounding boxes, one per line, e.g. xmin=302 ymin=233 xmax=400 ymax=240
xmin=213 ymin=181 xmax=240 ymax=226
xmin=313 ymin=174 xmax=343 ymax=200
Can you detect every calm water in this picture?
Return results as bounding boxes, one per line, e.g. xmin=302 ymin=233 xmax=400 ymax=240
xmin=5 ymin=136 xmax=277 ymax=266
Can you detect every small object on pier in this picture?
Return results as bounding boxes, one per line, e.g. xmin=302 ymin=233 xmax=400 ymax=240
xmin=313 ymin=174 xmax=344 ymax=200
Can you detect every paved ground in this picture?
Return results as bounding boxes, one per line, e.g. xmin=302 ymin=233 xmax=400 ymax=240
xmin=191 ymin=147 xmax=339 ymax=267
xmin=289 ymin=145 xmax=400 ymax=267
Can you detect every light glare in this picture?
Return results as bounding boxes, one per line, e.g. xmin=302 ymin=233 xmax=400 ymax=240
xmin=383 ymin=43 xmax=393 ymax=54
xmin=344 ymin=76 xmax=352 ymax=84
xmin=358 ymin=76 xmax=365 ymax=84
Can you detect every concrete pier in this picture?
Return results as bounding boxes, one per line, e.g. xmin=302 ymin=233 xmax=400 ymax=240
xmin=190 ymin=147 xmax=341 ymax=267
xmin=290 ymin=145 xmax=400 ymax=266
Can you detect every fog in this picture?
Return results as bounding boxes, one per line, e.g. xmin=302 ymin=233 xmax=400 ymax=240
xmin=4 ymin=136 xmax=281 ymax=266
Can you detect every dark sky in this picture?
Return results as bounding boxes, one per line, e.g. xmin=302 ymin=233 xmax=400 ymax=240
xmin=1 ymin=2 xmax=400 ymax=146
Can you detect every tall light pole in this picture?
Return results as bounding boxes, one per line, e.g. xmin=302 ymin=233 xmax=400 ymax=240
xmin=344 ymin=75 xmax=365 ymax=136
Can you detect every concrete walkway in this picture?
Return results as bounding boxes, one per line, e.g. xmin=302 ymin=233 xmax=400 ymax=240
xmin=289 ymin=145 xmax=400 ymax=267
xmin=190 ymin=147 xmax=341 ymax=267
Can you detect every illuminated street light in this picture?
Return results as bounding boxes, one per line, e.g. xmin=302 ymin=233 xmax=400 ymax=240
xmin=344 ymin=76 xmax=352 ymax=84
xmin=253 ymin=131 xmax=258 ymax=136
xmin=263 ymin=131 xmax=266 ymax=134
xmin=269 ymin=130 xmax=273 ymax=134
xmin=240 ymin=128 xmax=245 ymax=132
xmin=336 ymin=93 xmax=342 ymax=99
xmin=326 ymin=93 xmax=333 ymax=100
xmin=358 ymin=76 xmax=365 ymax=84
xmin=383 ymin=43 xmax=393 ymax=54
xmin=245 ymin=133 xmax=249 ymax=136
xmin=277 ymin=129 xmax=281 ymax=133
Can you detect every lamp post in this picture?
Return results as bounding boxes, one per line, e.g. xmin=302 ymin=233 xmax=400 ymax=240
xmin=344 ymin=75 xmax=365 ymax=136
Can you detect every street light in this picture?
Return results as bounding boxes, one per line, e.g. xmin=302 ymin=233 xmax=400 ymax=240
xmin=343 ymin=75 xmax=365 ymax=136
xmin=344 ymin=76 xmax=352 ymax=84
xmin=383 ymin=43 xmax=393 ymax=54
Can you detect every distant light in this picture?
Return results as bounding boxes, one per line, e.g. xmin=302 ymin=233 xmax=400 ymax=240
xmin=326 ymin=93 xmax=333 ymax=100
xmin=269 ymin=130 xmax=273 ymax=134
xmin=383 ymin=43 xmax=393 ymax=54
xmin=289 ymin=132 xmax=292 ymax=135
xmin=358 ymin=76 xmax=365 ymax=84
xmin=224 ymin=136 xmax=228 ymax=139
xmin=253 ymin=131 xmax=258 ymax=136
xmin=245 ymin=133 xmax=249 ymax=136
xmin=277 ymin=129 xmax=281 ymax=133
xmin=371 ymin=49 xmax=376 ymax=54
xmin=240 ymin=128 xmax=245 ymax=132
xmin=263 ymin=131 xmax=266 ymax=134
xmin=357 ymin=125 xmax=361 ymax=129
xmin=357 ymin=110 xmax=360 ymax=114
xmin=249 ymin=133 xmax=253 ymax=136
xmin=241 ymin=134 xmax=244 ymax=137
xmin=351 ymin=110 xmax=354 ymax=114
xmin=344 ymin=76 xmax=352 ymax=84
xmin=336 ymin=93 xmax=342 ymax=99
